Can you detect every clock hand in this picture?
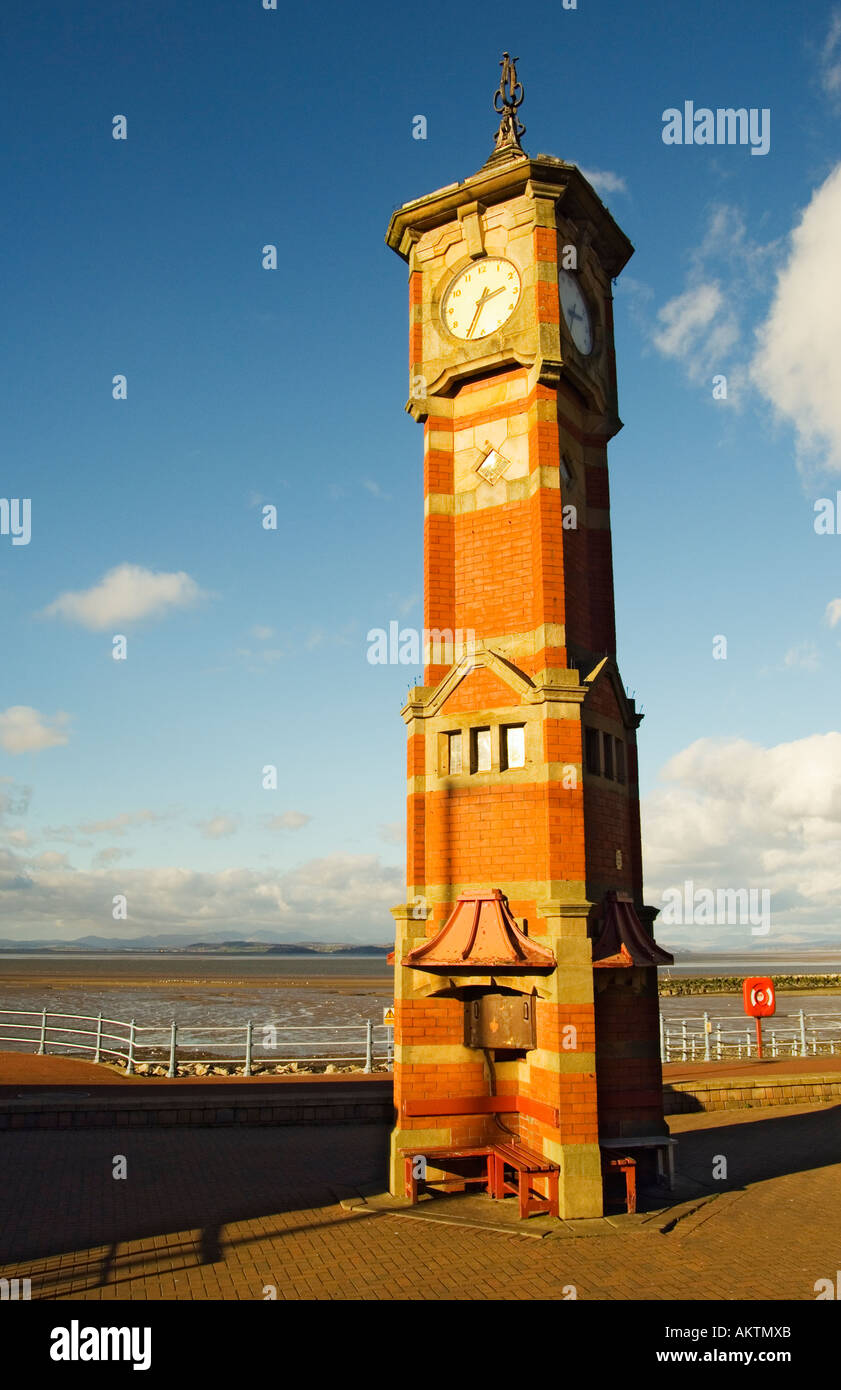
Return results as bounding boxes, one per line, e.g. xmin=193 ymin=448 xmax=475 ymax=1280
xmin=567 ymin=303 xmax=582 ymax=324
xmin=466 ymin=292 xmax=491 ymax=339
xmin=466 ymin=285 xmax=506 ymax=338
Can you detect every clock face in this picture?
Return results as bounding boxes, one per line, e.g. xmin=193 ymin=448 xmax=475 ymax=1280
xmin=441 ymin=257 xmax=522 ymax=341
xmin=558 ymin=270 xmax=593 ymax=356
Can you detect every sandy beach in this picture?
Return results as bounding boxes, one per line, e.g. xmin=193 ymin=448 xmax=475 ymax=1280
xmin=0 ymin=954 xmax=391 ymax=993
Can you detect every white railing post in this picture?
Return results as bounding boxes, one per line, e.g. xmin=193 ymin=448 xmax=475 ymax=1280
xmin=29 ymin=1004 xmax=841 ymax=1069
xmin=244 ymin=1020 xmax=253 ymax=1076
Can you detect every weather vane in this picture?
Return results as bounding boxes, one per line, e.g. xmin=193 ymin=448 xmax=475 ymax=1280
xmin=491 ymin=52 xmax=526 ymax=156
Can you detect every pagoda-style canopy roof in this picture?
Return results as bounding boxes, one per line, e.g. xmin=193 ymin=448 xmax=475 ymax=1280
xmin=403 ymin=889 xmax=556 ymax=973
xmin=592 ymin=891 xmax=674 ymax=968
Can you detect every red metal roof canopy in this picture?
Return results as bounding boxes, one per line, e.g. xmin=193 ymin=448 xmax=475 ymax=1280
xmin=403 ymin=889 xmax=556 ymax=972
xmin=592 ymin=891 xmax=674 ymax=968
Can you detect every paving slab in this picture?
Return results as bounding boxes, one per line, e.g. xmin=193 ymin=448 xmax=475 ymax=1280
xmin=0 ymin=1100 xmax=839 ymax=1300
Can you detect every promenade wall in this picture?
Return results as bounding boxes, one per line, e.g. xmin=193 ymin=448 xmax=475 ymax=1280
xmin=2 ymin=1066 xmax=841 ymax=1129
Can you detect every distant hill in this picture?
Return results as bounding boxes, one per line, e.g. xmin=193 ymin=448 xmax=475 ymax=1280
xmin=0 ymin=933 xmax=391 ymax=955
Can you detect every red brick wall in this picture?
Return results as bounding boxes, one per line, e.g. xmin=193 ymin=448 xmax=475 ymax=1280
xmin=454 ymin=502 xmax=534 ymax=636
xmin=440 ymin=667 xmax=516 ymax=715
xmin=583 ymin=781 xmax=636 ymax=894
xmin=424 ymin=784 xmax=549 ymax=884
xmin=594 ymin=973 xmax=666 ymax=1140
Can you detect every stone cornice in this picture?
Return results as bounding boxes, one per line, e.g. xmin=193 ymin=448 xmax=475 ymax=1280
xmin=386 ymin=156 xmax=633 ymax=279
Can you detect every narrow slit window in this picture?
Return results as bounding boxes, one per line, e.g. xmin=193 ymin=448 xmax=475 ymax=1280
xmin=602 ymin=733 xmax=614 ymax=780
xmin=447 ymin=732 xmax=463 ymax=775
xmin=471 ymin=727 xmax=492 ymax=774
xmin=615 ymin=739 xmax=626 ymax=784
xmin=584 ymin=727 xmax=601 ymax=775
xmin=502 ymin=724 xmax=526 ymax=770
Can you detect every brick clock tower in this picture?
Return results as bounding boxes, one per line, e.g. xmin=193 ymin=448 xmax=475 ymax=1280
xmin=386 ymin=56 xmax=672 ymax=1219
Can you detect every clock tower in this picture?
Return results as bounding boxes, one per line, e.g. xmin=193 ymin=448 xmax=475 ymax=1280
xmin=386 ymin=56 xmax=672 ymax=1219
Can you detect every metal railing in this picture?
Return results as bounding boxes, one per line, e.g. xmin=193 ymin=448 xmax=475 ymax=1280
xmin=660 ymin=1010 xmax=841 ymax=1063
xmin=0 ymin=1008 xmax=394 ymax=1076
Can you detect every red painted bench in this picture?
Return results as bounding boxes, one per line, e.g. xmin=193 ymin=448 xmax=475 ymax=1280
xmin=401 ymin=1145 xmax=494 ymax=1205
xmin=489 ymin=1140 xmax=559 ymax=1219
xmin=601 ymin=1153 xmax=636 ymax=1213
xmin=400 ymin=1139 xmax=559 ymax=1219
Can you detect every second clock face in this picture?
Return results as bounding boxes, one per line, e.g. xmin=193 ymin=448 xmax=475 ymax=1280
xmin=441 ymin=257 xmax=522 ymax=341
xmin=558 ymin=270 xmax=593 ymax=356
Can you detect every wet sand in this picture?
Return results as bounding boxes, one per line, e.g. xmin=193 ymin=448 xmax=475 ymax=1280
xmin=3 ymin=973 xmax=389 ymax=992
xmin=0 ymin=955 xmax=391 ymax=993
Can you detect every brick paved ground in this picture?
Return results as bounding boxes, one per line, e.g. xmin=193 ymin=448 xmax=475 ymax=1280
xmin=1 ymin=1099 xmax=839 ymax=1300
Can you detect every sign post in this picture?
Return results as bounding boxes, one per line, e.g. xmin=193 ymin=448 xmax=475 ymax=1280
xmin=742 ymin=977 xmax=776 ymax=1059
xmin=383 ymin=1005 xmax=394 ymax=1070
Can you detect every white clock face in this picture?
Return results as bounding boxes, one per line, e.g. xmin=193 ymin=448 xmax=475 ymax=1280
xmin=558 ymin=270 xmax=593 ymax=356
xmin=441 ymin=257 xmax=521 ymax=341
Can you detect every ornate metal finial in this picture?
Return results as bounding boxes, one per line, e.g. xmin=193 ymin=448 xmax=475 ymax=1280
xmin=491 ymin=52 xmax=526 ymax=157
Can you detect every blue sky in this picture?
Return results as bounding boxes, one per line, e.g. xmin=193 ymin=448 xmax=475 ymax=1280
xmin=2 ymin=0 xmax=841 ymax=946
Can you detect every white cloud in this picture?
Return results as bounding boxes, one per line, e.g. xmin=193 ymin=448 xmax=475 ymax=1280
xmin=78 ymin=810 xmax=162 ymax=837
xmin=92 ymin=847 xmax=131 ymax=867
xmin=251 ymin=625 xmax=274 ymax=641
xmin=579 ymin=168 xmax=627 ymax=197
xmin=750 ymin=163 xmax=841 ymax=473
xmin=653 ymin=283 xmax=735 ymax=367
xmin=197 ymin=815 xmax=239 ymax=839
xmin=4 ymin=828 xmax=32 ymax=847
xmin=651 ymin=204 xmax=778 ymax=399
xmin=235 ymin=643 xmax=284 ymax=670
xmin=0 ymin=849 xmax=401 ymax=942
xmin=268 ymin=811 xmax=312 ymax=831
xmin=783 ymin=642 xmax=821 ymax=672
xmin=0 ymin=778 xmax=32 ymax=819
xmin=41 ymin=564 xmax=208 ymax=630
xmin=31 ymin=851 xmax=70 ymax=869
xmin=826 ymin=598 xmax=841 ymax=627
xmin=643 ymin=733 xmax=841 ymax=944
xmin=362 ymin=479 xmax=390 ymax=500
xmin=820 ymin=10 xmax=841 ymax=101
xmin=0 ymin=707 xmax=70 ymax=755
xmin=378 ymin=822 xmax=404 ymax=846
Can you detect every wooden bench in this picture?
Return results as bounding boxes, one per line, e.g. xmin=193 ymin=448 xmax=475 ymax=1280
xmin=599 ymin=1135 xmax=678 ymax=1190
xmin=601 ymin=1153 xmax=637 ymax=1213
xmin=400 ymin=1139 xmax=558 ymax=1219
xmin=401 ymin=1145 xmax=494 ymax=1205
xmin=489 ymin=1140 xmax=559 ymax=1219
